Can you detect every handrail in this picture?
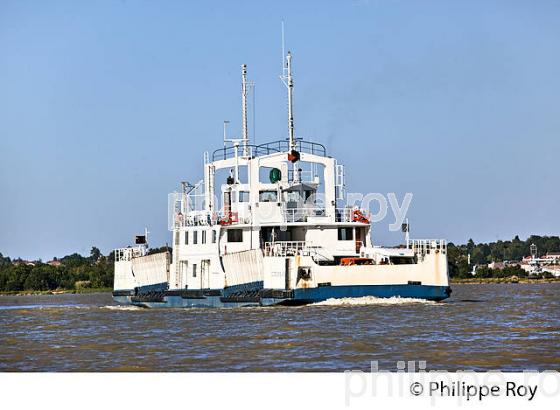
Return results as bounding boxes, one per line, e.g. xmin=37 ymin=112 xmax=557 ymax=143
xmin=211 ymin=139 xmax=327 ymax=161
xmin=173 ymin=206 xmax=370 ymax=227
xmin=114 ymin=246 xmax=147 ymax=262
xmin=264 ymin=241 xmax=320 ymax=257
xmin=284 ymin=207 xmax=326 ymax=222
xmin=335 ymin=208 xmax=353 ymax=222
xmin=212 ymin=144 xmax=261 ymax=161
xmin=255 ymin=139 xmax=326 ymax=157
xmin=334 ymin=207 xmax=371 ymax=223
xmin=173 ymin=209 xmax=254 ymax=227
xmin=408 ymin=239 xmax=447 ymax=255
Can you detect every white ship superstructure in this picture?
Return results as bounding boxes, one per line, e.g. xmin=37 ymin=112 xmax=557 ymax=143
xmin=113 ymin=53 xmax=451 ymax=307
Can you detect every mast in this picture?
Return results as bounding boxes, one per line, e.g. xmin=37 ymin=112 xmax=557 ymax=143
xmin=281 ymin=51 xmax=296 ymax=152
xmin=241 ymin=64 xmax=249 ymax=157
xmin=286 ymin=52 xmax=295 ymax=152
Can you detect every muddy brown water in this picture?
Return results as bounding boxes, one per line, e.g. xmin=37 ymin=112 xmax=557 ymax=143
xmin=0 ymin=284 xmax=558 ymax=371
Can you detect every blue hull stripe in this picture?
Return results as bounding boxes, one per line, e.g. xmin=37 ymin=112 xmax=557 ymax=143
xmin=113 ymin=284 xmax=451 ymax=308
xmin=293 ymin=284 xmax=451 ymax=302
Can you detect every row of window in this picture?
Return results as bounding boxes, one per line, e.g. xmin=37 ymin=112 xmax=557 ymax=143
xmin=184 ymin=229 xmax=217 ymax=245
xmin=183 ymin=259 xmax=211 ymax=279
xmin=177 ymin=228 xmax=353 ymax=246
xmin=179 ymin=229 xmax=245 ymax=245
xmin=227 ymin=228 xmax=352 ymax=242
xmin=231 ymin=190 xmax=315 ymax=203
xmin=229 ymin=191 xmax=275 ymax=202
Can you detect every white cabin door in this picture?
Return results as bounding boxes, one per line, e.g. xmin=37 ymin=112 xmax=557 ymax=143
xmin=201 ymin=260 xmax=210 ymax=289
xmin=180 ymin=261 xmax=188 ymax=289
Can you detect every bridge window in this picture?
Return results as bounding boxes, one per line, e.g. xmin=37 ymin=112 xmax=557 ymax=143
xmin=202 ymin=230 xmax=207 ymax=244
xmin=227 ymin=229 xmax=243 ymax=242
xmin=259 ymin=190 xmax=277 ymax=202
xmin=285 ymin=191 xmax=300 ymax=203
xmin=338 ymin=228 xmax=354 ymax=241
xmin=239 ymin=191 xmax=249 ymax=202
xmin=192 ymin=264 xmax=197 ymax=278
xmin=184 ymin=231 xmax=189 ymax=245
xmin=193 ymin=230 xmax=198 ymax=244
xmin=212 ymin=230 xmax=217 ymax=243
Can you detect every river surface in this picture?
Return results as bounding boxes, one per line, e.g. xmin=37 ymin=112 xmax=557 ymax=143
xmin=0 ymin=284 xmax=558 ymax=372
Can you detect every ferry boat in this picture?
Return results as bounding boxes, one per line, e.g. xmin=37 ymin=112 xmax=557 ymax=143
xmin=112 ymin=53 xmax=451 ymax=308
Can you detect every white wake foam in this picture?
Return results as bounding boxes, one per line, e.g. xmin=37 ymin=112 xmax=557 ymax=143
xmin=311 ymin=296 xmax=440 ymax=307
xmin=101 ymin=305 xmax=144 ymax=311
xmin=0 ymin=304 xmax=86 ymax=311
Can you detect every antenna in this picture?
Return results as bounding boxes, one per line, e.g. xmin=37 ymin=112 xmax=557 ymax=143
xmin=280 ymin=51 xmax=295 ymax=152
xmin=402 ymin=219 xmax=410 ymax=247
xmin=405 ymin=218 xmax=410 ymax=247
xmin=279 ymin=21 xmax=295 ymax=152
xmin=241 ymin=65 xmax=249 ymax=156
xmin=281 ymin=20 xmax=286 ymax=70
xmin=286 ymin=52 xmax=295 ymax=152
xmin=252 ymin=80 xmax=256 ymax=145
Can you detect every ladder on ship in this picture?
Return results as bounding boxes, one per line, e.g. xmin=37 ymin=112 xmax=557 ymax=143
xmin=335 ymin=161 xmax=345 ymax=200
xmin=174 ymin=228 xmax=181 ymax=288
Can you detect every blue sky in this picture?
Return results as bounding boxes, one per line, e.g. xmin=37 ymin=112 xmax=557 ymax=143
xmin=1 ymin=0 xmax=559 ymax=260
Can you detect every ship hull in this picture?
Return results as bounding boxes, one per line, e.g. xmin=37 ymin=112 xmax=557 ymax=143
xmin=112 ymin=284 xmax=451 ymax=308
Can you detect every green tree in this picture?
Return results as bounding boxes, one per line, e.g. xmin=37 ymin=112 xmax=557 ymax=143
xmin=90 ymin=247 xmax=102 ymax=263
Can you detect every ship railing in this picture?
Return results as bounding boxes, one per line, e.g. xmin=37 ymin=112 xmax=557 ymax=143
xmin=212 ymin=144 xmax=261 ymax=161
xmin=174 ymin=211 xmax=217 ymax=227
xmin=287 ymin=168 xmax=317 ymax=183
xmin=335 ymin=207 xmax=371 ymax=223
xmin=282 ymin=207 xmax=370 ymax=223
xmin=114 ymin=246 xmax=147 ymax=262
xmin=254 ymin=139 xmax=327 ymax=157
xmin=284 ymin=207 xmax=326 ymax=223
xmin=211 ymin=139 xmax=327 ymax=161
xmin=173 ymin=210 xmax=253 ymax=227
xmin=215 ymin=210 xmax=252 ymax=226
xmin=264 ymin=241 xmax=321 ymax=257
xmin=408 ymin=239 xmax=447 ymax=256
xmin=335 ymin=208 xmax=353 ymax=222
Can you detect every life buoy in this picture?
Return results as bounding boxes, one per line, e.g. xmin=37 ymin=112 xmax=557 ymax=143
xmin=219 ymin=211 xmax=238 ymax=226
xmin=353 ymin=209 xmax=369 ymax=224
xmin=219 ymin=215 xmax=231 ymax=225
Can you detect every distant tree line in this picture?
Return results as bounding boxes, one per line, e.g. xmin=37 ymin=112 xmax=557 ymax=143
xmin=447 ymin=235 xmax=560 ymax=278
xmin=0 ymin=245 xmax=172 ymax=293
xmin=0 ymin=247 xmax=114 ymax=292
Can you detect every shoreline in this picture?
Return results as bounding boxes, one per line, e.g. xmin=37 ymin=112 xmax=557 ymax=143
xmin=0 ymin=287 xmax=113 ymax=296
xmin=450 ymin=277 xmax=560 ymax=284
